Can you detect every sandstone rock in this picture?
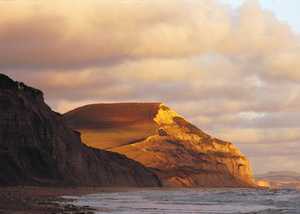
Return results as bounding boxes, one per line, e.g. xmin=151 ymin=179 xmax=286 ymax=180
xmin=64 ymin=103 xmax=256 ymax=187
xmin=0 ymin=74 xmax=161 ymax=187
xmin=256 ymin=180 xmax=270 ymax=188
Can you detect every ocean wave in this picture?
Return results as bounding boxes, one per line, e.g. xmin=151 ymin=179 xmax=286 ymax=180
xmin=64 ymin=188 xmax=300 ymax=214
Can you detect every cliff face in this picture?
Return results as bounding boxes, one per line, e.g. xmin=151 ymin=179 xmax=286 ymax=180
xmin=64 ymin=103 xmax=256 ymax=187
xmin=0 ymin=74 xmax=161 ymax=187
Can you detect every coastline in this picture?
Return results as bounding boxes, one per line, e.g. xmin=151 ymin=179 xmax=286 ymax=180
xmin=0 ymin=186 xmax=110 ymax=214
xmin=0 ymin=186 xmax=298 ymax=213
xmin=0 ymin=186 xmax=164 ymax=214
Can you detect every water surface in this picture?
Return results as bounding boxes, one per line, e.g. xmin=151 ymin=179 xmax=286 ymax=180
xmin=64 ymin=188 xmax=300 ymax=214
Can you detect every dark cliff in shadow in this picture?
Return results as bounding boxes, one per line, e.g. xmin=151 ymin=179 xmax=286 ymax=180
xmin=0 ymin=74 xmax=161 ymax=187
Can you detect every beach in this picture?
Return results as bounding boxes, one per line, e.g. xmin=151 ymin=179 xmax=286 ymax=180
xmin=0 ymin=186 xmax=103 ymax=214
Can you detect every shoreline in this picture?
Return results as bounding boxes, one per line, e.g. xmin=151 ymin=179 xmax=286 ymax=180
xmin=0 ymin=186 xmax=165 ymax=214
xmin=0 ymin=186 xmax=293 ymax=214
xmin=0 ymin=186 xmax=110 ymax=214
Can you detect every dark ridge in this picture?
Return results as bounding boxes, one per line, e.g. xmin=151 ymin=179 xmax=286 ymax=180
xmin=0 ymin=73 xmax=161 ymax=187
xmin=0 ymin=73 xmax=43 ymax=99
xmin=0 ymin=73 xmax=17 ymax=89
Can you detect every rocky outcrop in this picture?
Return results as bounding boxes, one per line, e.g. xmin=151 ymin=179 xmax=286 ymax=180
xmin=64 ymin=103 xmax=256 ymax=187
xmin=0 ymin=74 xmax=161 ymax=187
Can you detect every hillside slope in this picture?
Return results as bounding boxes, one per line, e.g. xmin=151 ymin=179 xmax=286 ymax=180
xmin=64 ymin=103 xmax=256 ymax=187
xmin=0 ymin=74 xmax=161 ymax=187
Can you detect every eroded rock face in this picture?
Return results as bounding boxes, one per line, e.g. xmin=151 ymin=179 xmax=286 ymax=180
xmin=0 ymin=74 xmax=161 ymax=187
xmin=64 ymin=103 xmax=256 ymax=187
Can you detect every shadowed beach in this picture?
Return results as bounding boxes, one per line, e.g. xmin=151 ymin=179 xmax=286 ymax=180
xmin=0 ymin=186 xmax=103 ymax=214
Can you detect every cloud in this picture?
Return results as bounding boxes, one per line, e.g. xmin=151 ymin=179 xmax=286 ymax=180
xmin=0 ymin=0 xmax=231 ymax=69
xmin=263 ymin=51 xmax=300 ymax=81
xmin=247 ymin=154 xmax=300 ymax=174
xmin=1 ymin=0 xmax=300 ymax=173
xmin=218 ymin=128 xmax=300 ymax=144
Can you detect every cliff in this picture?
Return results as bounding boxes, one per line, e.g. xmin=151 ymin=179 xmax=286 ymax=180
xmin=64 ymin=103 xmax=256 ymax=187
xmin=0 ymin=74 xmax=161 ymax=187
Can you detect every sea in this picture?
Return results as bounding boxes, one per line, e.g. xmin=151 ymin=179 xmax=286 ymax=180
xmin=63 ymin=188 xmax=300 ymax=214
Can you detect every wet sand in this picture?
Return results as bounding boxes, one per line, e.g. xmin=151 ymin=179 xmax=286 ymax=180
xmin=0 ymin=186 xmax=112 ymax=214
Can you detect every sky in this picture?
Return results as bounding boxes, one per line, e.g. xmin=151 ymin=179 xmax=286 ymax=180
xmin=1 ymin=0 xmax=300 ymax=174
xmin=223 ymin=0 xmax=300 ymax=33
